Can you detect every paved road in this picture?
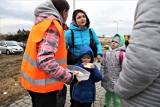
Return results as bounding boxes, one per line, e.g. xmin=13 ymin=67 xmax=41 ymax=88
xmin=2 ymin=62 xmax=126 ymax=107
xmin=6 ymin=82 xmax=105 ymax=107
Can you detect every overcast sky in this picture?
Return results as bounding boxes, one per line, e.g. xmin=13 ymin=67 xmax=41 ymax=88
xmin=0 ymin=0 xmax=138 ymax=37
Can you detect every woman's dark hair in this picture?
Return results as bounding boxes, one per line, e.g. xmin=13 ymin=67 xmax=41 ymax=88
xmin=72 ymin=9 xmax=90 ymax=28
xmin=51 ymin=0 xmax=70 ymax=13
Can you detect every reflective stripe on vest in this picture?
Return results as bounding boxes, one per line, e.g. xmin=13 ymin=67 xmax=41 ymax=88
xmin=23 ymin=53 xmax=66 ymax=67
xmin=20 ymin=19 xmax=67 ymax=93
xmin=20 ymin=70 xmax=59 ymax=85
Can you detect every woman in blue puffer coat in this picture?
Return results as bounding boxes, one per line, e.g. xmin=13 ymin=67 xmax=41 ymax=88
xmin=65 ymin=9 xmax=103 ymax=63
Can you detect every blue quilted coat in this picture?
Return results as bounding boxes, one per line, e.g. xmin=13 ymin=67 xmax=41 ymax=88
xmin=65 ymin=23 xmax=103 ymax=58
xmin=72 ymin=45 xmax=102 ymax=103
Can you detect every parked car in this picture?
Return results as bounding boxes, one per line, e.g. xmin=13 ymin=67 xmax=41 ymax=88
xmin=17 ymin=41 xmax=26 ymax=50
xmin=0 ymin=41 xmax=24 ymax=54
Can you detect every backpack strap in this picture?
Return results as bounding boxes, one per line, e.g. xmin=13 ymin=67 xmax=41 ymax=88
xmin=89 ymin=29 xmax=98 ymax=57
xmin=89 ymin=29 xmax=93 ymax=40
xmin=103 ymin=52 xmax=107 ymax=59
xmin=89 ymin=29 xmax=94 ymax=45
xmin=70 ymin=30 xmax=74 ymax=47
xmin=119 ymin=51 xmax=124 ymax=65
xmin=70 ymin=29 xmax=74 ymax=54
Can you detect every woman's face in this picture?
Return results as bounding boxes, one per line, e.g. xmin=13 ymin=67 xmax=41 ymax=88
xmin=62 ymin=9 xmax=69 ymax=22
xmin=75 ymin=12 xmax=86 ymax=28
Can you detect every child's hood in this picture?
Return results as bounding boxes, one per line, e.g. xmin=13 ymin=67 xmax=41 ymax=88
xmin=112 ymin=34 xmax=125 ymax=47
xmin=78 ymin=45 xmax=94 ymax=63
xmin=34 ymin=1 xmax=64 ymax=25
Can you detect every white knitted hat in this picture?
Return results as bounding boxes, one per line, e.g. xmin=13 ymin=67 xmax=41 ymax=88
xmin=112 ymin=36 xmax=120 ymax=44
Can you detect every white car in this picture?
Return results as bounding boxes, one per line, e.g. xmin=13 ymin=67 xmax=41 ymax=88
xmin=0 ymin=41 xmax=24 ymax=54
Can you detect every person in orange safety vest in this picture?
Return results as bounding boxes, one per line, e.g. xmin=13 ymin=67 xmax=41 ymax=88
xmin=19 ymin=0 xmax=77 ymax=107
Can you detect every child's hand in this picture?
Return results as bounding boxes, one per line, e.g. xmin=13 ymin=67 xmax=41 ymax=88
xmin=90 ymin=64 xmax=95 ymax=69
xmin=97 ymin=55 xmax=102 ymax=63
xmin=72 ymin=71 xmax=79 ymax=75
xmin=72 ymin=71 xmax=82 ymax=83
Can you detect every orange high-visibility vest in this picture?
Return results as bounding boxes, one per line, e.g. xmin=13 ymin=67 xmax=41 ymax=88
xmin=19 ymin=19 xmax=67 ymax=93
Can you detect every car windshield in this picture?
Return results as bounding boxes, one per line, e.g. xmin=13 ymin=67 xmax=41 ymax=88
xmin=6 ymin=41 xmax=18 ymax=46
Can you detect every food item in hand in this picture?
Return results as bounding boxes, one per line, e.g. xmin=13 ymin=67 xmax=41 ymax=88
xmin=83 ymin=63 xmax=93 ymax=68
xmin=78 ymin=72 xmax=84 ymax=76
xmin=74 ymin=71 xmax=84 ymax=76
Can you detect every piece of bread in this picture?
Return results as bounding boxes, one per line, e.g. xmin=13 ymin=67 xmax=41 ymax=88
xmin=83 ymin=63 xmax=93 ymax=68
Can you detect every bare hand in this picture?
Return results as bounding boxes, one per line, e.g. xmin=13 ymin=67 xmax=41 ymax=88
xmin=72 ymin=71 xmax=79 ymax=76
xmin=97 ymin=55 xmax=102 ymax=63
xmin=90 ymin=64 xmax=95 ymax=69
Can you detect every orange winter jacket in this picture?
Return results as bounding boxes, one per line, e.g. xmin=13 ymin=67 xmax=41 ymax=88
xmin=19 ymin=19 xmax=67 ymax=93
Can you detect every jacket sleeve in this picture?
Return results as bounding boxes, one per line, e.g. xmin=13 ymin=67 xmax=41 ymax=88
xmin=90 ymin=65 xmax=102 ymax=82
xmin=37 ymin=25 xmax=73 ymax=84
xmin=114 ymin=0 xmax=160 ymax=99
xmin=90 ymin=28 xmax=103 ymax=56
